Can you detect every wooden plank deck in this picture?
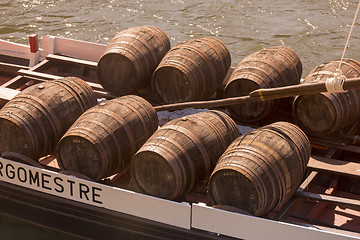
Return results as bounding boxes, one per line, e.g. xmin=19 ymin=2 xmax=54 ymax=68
xmin=308 ymin=156 xmax=360 ymax=178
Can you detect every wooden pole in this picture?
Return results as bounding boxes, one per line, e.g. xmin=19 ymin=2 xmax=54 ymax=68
xmin=249 ymin=77 xmax=360 ymax=100
xmin=154 ymin=77 xmax=360 ymax=112
xmin=154 ymin=95 xmax=254 ymax=112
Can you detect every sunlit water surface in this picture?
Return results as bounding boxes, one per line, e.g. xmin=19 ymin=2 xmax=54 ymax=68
xmin=1 ymin=0 xmax=360 ymax=238
xmin=1 ymin=0 xmax=360 ymax=75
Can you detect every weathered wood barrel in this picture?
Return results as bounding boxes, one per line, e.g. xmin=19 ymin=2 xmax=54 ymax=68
xmin=224 ymin=46 xmax=302 ymax=122
xmin=56 ymin=95 xmax=158 ymax=181
xmin=293 ymin=59 xmax=360 ymax=136
xmin=97 ymin=25 xmax=170 ymax=96
xmin=0 ymin=77 xmax=97 ymax=160
xmin=131 ymin=110 xmax=240 ymax=200
xmin=151 ymin=37 xmax=231 ymax=104
xmin=208 ymin=122 xmax=310 ymax=216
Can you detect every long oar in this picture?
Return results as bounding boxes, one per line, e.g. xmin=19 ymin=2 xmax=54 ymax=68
xmin=154 ymin=77 xmax=360 ymax=112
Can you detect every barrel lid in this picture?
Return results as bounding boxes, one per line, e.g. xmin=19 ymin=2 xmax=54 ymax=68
xmin=57 ymin=135 xmax=103 ymax=181
xmin=208 ymin=168 xmax=260 ymax=216
xmin=224 ymin=79 xmax=271 ymax=122
xmin=0 ymin=117 xmax=36 ymax=159
xmin=97 ymin=53 xmax=138 ymax=96
xmin=152 ymin=66 xmax=195 ymax=104
xmin=132 ymin=150 xmax=179 ymax=199
xmin=293 ymin=93 xmax=337 ymax=136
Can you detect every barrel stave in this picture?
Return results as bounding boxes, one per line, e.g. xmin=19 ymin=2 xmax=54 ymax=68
xmin=208 ymin=122 xmax=310 ymax=216
xmin=293 ymin=59 xmax=360 ymax=136
xmin=57 ymin=95 xmax=158 ymax=181
xmin=97 ymin=26 xmax=170 ymax=96
xmin=0 ymin=77 xmax=97 ymax=159
xmin=151 ymin=37 xmax=231 ymax=104
xmin=224 ymin=46 xmax=302 ymax=122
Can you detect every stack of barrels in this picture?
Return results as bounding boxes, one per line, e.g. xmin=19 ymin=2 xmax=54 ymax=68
xmin=55 ymin=26 xmax=235 ymax=182
xmin=3 ymin=24 xmax=358 ymax=217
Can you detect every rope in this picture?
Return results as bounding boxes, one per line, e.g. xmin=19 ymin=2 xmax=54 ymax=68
xmin=325 ymin=1 xmax=360 ymax=93
xmin=337 ymin=0 xmax=360 ymax=70
xmin=325 ymin=73 xmax=346 ymax=92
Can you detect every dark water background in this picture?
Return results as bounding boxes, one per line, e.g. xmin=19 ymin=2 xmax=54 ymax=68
xmin=0 ymin=213 xmax=81 ymax=240
xmin=1 ymin=0 xmax=360 ymax=75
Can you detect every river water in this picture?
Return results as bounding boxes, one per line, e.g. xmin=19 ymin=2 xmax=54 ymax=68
xmin=1 ymin=0 xmax=360 ymax=75
xmin=0 ymin=0 xmax=360 ymax=238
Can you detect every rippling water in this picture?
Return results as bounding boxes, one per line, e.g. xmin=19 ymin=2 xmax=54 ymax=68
xmin=1 ymin=0 xmax=360 ymax=77
xmin=0 ymin=1 xmax=359 ymax=238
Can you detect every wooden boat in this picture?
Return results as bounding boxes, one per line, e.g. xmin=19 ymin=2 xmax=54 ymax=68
xmin=1 ymin=34 xmax=360 ymax=240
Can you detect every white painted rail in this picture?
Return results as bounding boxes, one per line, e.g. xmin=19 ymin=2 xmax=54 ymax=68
xmin=42 ymin=35 xmax=106 ymax=62
xmin=191 ymin=203 xmax=360 ymax=240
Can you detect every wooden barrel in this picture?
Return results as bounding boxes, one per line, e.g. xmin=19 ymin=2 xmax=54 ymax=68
xmin=293 ymin=59 xmax=360 ymax=136
xmin=97 ymin=25 xmax=170 ymax=96
xmin=0 ymin=77 xmax=97 ymax=160
xmin=131 ymin=110 xmax=240 ymax=200
xmin=56 ymin=95 xmax=158 ymax=181
xmin=208 ymin=122 xmax=310 ymax=216
xmin=151 ymin=37 xmax=231 ymax=104
xmin=224 ymin=46 xmax=302 ymax=122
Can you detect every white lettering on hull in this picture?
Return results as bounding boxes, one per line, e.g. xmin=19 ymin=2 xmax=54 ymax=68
xmin=0 ymin=157 xmax=191 ymax=229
